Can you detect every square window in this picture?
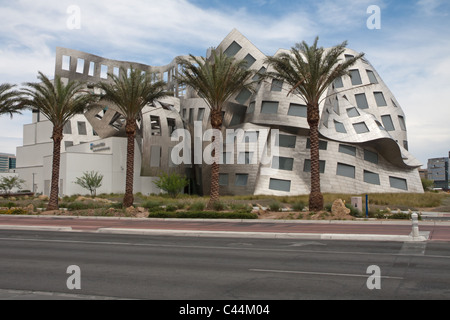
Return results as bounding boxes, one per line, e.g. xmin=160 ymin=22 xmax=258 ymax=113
xmin=381 ymin=115 xmax=395 ymax=131
xmin=364 ymin=149 xmax=378 ymax=164
xmin=252 ymin=67 xmax=266 ymax=81
xmin=151 ymin=116 xmax=162 ymax=135
xmin=355 ymin=93 xmax=369 ymax=109
xmin=261 ymin=101 xmax=279 ymax=114
xmin=303 ymin=160 xmax=326 ymax=173
xmin=63 ymin=121 xmax=72 ymax=134
xmin=334 ymin=120 xmax=347 ymax=133
xmin=271 ymin=79 xmax=283 ymax=92
xmin=235 ymin=174 xmax=249 ymax=186
xmin=334 ymin=76 xmax=344 ymax=88
xmin=77 ymin=121 xmax=87 ymax=135
xmin=224 ymin=41 xmax=242 ymax=57
xmin=389 ymin=176 xmax=408 ymax=190
xmin=276 ymin=134 xmax=296 ymax=148
xmin=62 ymin=55 xmax=71 ymax=71
xmin=366 ymin=70 xmax=378 ymax=84
xmin=243 ymin=54 xmax=256 ymax=69
xmin=339 ymin=144 xmax=356 ymax=156
xmin=337 ymin=163 xmax=355 ymax=179
xmin=269 ymin=178 xmax=291 ymax=192
xmin=272 ymin=156 xmax=294 ymax=171
xmin=350 ymin=69 xmax=362 ymax=86
xmin=235 ymin=88 xmax=252 ymax=104
xmin=288 ymin=103 xmax=307 ymax=118
xmin=197 ymin=108 xmax=205 ymax=121
xmin=374 ymin=92 xmax=387 ymax=107
xmin=364 ymin=170 xmax=380 ymax=185
xmin=219 ymin=174 xmax=229 ymax=186
xmin=88 ymin=62 xmax=95 ymax=76
xmin=76 ymin=58 xmax=85 ymax=74
xmin=347 ymin=107 xmax=360 ymax=118
xmin=306 ymin=139 xmax=328 ymax=150
xmin=353 ymin=122 xmax=369 ymax=134
xmin=100 ymin=65 xmax=108 ymax=79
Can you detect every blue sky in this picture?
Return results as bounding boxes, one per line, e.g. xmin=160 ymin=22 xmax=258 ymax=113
xmin=0 ymin=0 xmax=449 ymax=167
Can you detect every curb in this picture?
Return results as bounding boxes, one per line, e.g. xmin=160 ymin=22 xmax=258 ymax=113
xmin=96 ymin=227 xmax=429 ymax=242
xmin=0 ymin=225 xmax=73 ymax=232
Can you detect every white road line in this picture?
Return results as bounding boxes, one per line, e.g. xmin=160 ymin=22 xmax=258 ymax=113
xmin=250 ymin=268 xmax=404 ymax=280
xmin=0 ymin=236 xmax=449 ymax=259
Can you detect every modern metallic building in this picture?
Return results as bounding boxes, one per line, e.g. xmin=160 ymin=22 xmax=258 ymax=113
xmin=16 ymin=29 xmax=424 ymax=196
xmin=427 ymin=156 xmax=449 ymax=189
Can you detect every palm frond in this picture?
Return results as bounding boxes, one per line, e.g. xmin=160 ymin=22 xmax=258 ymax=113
xmin=0 ymin=83 xmax=23 ymax=118
xmin=176 ymin=50 xmax=256 ymax=111
xmin=97 ymin=66 xmax=170 ymax=120
xmin=20 ymin=72 xmax=96 ymax=128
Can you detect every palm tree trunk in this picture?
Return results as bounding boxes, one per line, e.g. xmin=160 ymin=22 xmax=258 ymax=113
xmin=307 ymin=103 xmax=324 ymax=211
xmin=206 ymin=108 xmax=222 ymax=209
xmin=47 ymin=127 xmax=63 ymax=211
xmin=123 ymin=119 xmax=136 ymax=208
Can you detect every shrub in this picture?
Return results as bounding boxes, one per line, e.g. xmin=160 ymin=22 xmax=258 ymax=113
xmin=0 ymin=208 xmax=28 ymax=215
xmin=345 ymin=203 xmax=363 ymax=218
xmin=74 ymin=171 xmax=103 ymax=197
xmin=212 ymin=200 xmax=227 ymax=211
xmin=269 ymin=201 xmax=281 ymax=212
xmin=141 ymin=200 xmax=163 ymax=211
xmin=189 ymin=201 xmax=206 ymax=211
xmin=292 ymin=201 xmax=305 ymax=211
xmin=153 ymin=172 xmax=189 ymax=198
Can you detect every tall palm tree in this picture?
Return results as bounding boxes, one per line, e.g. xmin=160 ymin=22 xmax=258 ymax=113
xmin=20 ymin=72 xmax=97 ymax=210
xmin=176 ymin=50 xmax=256 ymax=209
xmin=97 ymin=67 xmax=169 ymax=207
xmin=0 ymin=83 xmax=22 ymax=118
xmin=265 ymin=37 xmax=364 ymax=211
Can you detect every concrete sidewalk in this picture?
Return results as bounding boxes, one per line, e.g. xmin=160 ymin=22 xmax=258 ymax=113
xmin=1 ymin=214 xmax=449 ymax=242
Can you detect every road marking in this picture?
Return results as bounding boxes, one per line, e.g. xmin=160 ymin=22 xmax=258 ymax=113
xmin=1 ymin=236 xmax=450 ymax=259
xmin=249 ymin=269 xmax=404 ymax=280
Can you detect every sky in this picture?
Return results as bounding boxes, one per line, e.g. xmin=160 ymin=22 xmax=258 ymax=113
xmin=0 ymin=0 xmax=449 ymax=168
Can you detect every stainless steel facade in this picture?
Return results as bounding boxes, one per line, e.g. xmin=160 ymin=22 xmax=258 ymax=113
xmin=53 ymin=29 xmax=424 ymax=196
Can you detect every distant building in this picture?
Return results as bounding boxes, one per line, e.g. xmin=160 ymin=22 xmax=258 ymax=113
xmin=427 ymin=156 xmax=449 ymax=189
xmin=418 ymin=168 xmax=428 ymax=180
xmin=0 ymin=153 xmax=16 ymax=173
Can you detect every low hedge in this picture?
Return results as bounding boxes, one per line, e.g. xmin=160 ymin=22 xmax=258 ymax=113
xmin=148 ymin=210 xmax=258 ymax=219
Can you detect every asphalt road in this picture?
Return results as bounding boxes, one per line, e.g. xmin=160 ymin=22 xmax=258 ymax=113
xmin=1 ymin=230 xmax=450 ymax=302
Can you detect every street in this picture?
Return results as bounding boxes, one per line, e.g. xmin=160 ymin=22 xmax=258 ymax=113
xmin=1 ymin=230 xmax=450 ymax=302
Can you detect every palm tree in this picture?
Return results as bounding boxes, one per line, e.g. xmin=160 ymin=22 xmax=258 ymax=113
xmin=0 ymin=83 xmax=22 ymax=118
xmin=176 ymin=50 xmax=256 ymax=209
xmin=20 ymin=72 xmax=97 ymax=210
xmin=265 ymin=37 xmax=364 ymax=211
xmin=97 ymin=67 xmax=169 ymax=207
